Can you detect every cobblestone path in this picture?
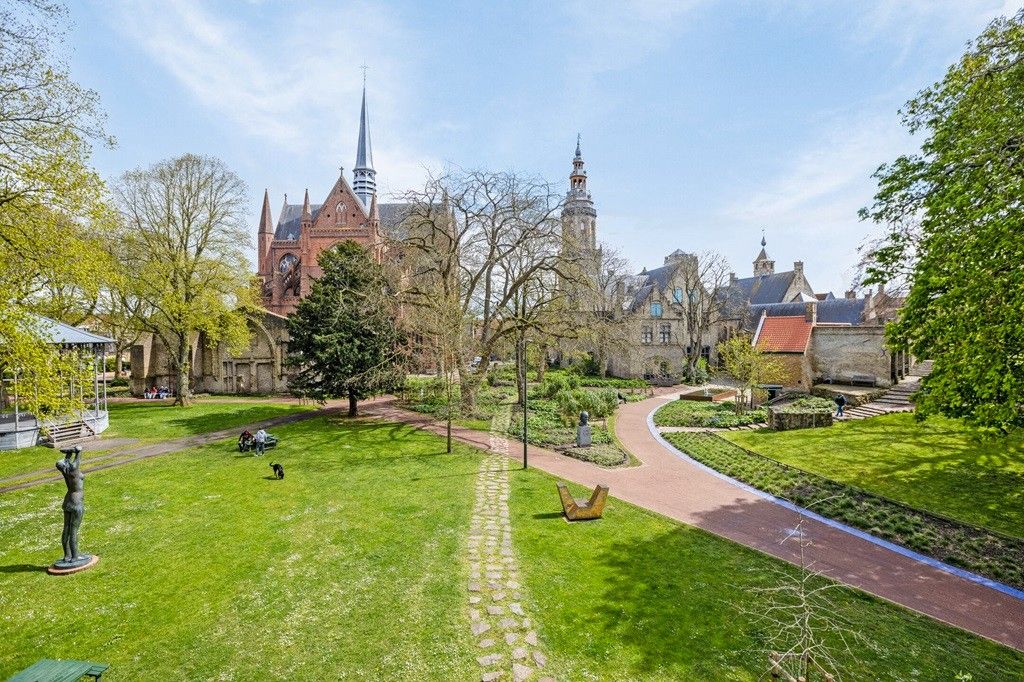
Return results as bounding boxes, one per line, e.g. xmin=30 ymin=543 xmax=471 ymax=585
xmin=468 ymin=409 xmax=553 ymax=682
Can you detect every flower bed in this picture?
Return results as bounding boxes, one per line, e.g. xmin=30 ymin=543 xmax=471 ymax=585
xmin=654 ymin=400 xmax=766 ymax=428
xmin=663 ymin=431 xmax=1024 ymax=590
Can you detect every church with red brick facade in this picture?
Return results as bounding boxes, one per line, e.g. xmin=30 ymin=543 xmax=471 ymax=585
xmin=256 ymin=83 xmax=405 ymax=316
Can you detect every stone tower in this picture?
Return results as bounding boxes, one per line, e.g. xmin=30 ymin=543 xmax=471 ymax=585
xmin=562 ymin=134 xmax=597 ymax=251
xmin=753 ymin=233 xmax=775 ymax=276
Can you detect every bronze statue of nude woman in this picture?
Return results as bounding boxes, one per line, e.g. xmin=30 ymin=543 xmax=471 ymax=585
xmin=49 ymin=445 xmax=97 ymax=573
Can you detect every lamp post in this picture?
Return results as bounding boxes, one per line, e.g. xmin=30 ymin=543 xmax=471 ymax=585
xmin=517 ymin=293 xmax=530 ymax=469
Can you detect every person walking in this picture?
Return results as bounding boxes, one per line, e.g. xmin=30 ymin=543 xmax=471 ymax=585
xmin=254 ymin=428 xmax=267 ymax=457
xmin=834 ymin=393 xmax=847 ymax=418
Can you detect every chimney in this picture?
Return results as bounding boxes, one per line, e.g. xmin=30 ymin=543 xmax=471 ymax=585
xmin=804 ymin=301 xmax=817 ymax=324
xmin=793 ymin=261 xmax=804 ymax=277
xmin=729 ymin=272 xmax=737 ymax=284
xmin=845 ymin=290 xmax=856 ymax=299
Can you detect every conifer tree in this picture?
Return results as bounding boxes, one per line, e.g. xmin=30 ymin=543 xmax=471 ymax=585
xmin=287 ymin=241 xmax=405 ymax=416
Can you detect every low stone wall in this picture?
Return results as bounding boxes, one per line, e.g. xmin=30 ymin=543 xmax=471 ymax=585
xmin=812 ymin=384 xmax=886 ymax=407
xmin=679 ymin=388 xmax=736 ymax=402
xmin=766 ymin=407 xmax=833 ymax=431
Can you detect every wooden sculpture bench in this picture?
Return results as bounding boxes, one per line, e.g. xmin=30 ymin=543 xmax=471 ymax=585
xmin=557 ymin=482 xmax=609 ymax=521
xmin=7 ymin=659 xmax=109 ymax=681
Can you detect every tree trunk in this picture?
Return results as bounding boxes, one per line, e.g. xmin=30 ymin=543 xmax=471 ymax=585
xmin=348 ymin=390 xmax=358 ymax=417
xmin=460 ymin=371 xmax=480 ymax=414
xmin=536 ymin=345 xmax=547 ymax=383
xmin=174 ymin=340 xmax=190 ymax=407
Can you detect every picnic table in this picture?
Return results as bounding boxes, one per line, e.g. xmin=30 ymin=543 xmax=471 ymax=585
xmin=7 ymin=659 xmax=108 ymax=681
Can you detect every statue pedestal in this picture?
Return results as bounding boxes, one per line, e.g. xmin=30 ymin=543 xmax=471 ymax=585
xmin=48 ymin=554 xmax=99 ymax=576
xmin=576 ymin=425 xmax=592 ymax=448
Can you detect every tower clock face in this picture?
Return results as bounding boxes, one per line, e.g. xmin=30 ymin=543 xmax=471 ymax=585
xmin=279 ymin=254 xmax=298 ymax=273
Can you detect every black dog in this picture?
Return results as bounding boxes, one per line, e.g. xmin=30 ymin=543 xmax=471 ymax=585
xmin=270 ymin=463 xmax=284 ymax=480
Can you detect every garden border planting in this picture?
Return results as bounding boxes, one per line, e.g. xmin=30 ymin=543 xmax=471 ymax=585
xmin=662 ymin=431 xmax=1024 ymax=590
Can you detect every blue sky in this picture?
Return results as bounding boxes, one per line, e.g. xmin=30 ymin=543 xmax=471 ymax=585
xmin=66 ymin=0 xmax=1020 ymax=294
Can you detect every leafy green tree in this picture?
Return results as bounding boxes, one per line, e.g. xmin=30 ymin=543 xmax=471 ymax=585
xmin=287 ymin=241 xmax=406 ymax=417
xmin=0 ymin=1 xmax=115 ymax=414
xmin=114 ymin=154 xmax=255 ymax=406
xmin=718 ymin=335 xmax=780 ymax=414
xmin=861 ymin=11 xmax=1024 ymax=429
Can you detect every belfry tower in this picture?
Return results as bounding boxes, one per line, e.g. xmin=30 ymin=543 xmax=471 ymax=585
xmin=562 ymin=134 xmax=598 ymax=251
xmin=753 ymin=231 xmax=775 ymax=276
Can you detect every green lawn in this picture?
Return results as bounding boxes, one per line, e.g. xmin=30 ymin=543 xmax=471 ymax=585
xmin=0 ymin=410 xmax=1021 ymax=679
xmin=723 ymin=413 xmax=1024 ymax=537
xmin=103 ymin=399 xmax=316 ymax=441
xmin=0 ymin=400 xmax=316 ymax=481
xmin=0 ymin=416 xmax=479 ymax=680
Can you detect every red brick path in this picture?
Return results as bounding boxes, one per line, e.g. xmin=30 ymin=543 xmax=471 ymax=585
xmin=365 ymin=393 xmax=1024 ymax=651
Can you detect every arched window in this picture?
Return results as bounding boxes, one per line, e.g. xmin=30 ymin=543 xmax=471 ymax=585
xmin=335 ymin=202 xmax=347 ymax=225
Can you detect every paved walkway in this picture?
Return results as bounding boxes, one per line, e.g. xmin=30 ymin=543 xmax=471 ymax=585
xmin=0 ymin=405 xmax=347 ymax=494
xmin=469 ymin=408 xmax=553 ymax=682
xmin=365 ymin=394 xmax=1024 ymax=651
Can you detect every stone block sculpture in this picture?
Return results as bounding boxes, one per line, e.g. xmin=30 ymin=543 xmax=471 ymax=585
xmin=557 ymin=482 xmax=609 ymax=521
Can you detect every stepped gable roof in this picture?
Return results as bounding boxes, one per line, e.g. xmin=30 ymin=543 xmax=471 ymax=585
xmin=626 ymin=261 xmax=681 ymax=311
xmin=716 ymin=269 xmax=798 ymax=318
xmin=274 ymin=203 xmax=323 ymax=241
xmin=755 ymin=315 xmax=812 ymax=353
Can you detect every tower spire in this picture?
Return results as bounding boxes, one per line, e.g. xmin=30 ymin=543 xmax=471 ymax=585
xmin=352 ymin=72 xmax=377 ymax=210
xmin=563 ymin=134 xmax=597 ymax=250
xmin=257 ymin=189 xmax=274 ymax=275
xmin=301 ymin=188 xmax=312 ymax=224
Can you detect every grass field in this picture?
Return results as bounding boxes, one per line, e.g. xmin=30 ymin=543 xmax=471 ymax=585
xmin=724 ymin=413 xmax=1024 ymax=537
xmin=0 ymin=400 xmax=317 ymax=482
xmin=1 ymin=407 xmax=1021 ymax=679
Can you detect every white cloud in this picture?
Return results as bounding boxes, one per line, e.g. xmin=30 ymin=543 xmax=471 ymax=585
xmin=104 ymin=0 xmax=439 ymax=192
xmin=720 ymin=112 xmax=917 ymax=291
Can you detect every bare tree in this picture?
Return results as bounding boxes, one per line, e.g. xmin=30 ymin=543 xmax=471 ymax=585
xmin=744 ymin=514 xmax=865 ymax=682
xmin=114 ymin=154 xmax=255 ymax=406
xmin=675 ymin=250 xmax=731 ymax=380
xmin=398 ymin=168 xmax=583 ymax=411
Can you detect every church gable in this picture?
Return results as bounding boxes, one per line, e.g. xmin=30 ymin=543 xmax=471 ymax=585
xmin=311 ymin=175 xmax=369 ymax=230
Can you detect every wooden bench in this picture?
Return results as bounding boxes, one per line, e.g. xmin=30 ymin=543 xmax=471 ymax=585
xmin=7 ymin=659 xmax=109 ymax=681
xmin=557 ymin=482 xmax=609 ymax=521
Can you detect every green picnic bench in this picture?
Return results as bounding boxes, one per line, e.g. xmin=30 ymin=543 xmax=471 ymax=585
xmin=7 ymin=659 xmax=108 ymax=681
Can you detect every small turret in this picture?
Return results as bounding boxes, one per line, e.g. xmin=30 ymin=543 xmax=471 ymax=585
xmin=753 ymin=231 xmax=775 ymax=276
xmin=300 ymin=189 xmax=312 ymax=229
xmin=257 ymin=189 xmax=273 ymax=275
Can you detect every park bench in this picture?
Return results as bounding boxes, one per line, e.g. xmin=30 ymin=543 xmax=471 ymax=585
xmin=7 ymin=659 xmax=109 ymax=681
xmin=557 ymin=482 xmax=609 ymax=521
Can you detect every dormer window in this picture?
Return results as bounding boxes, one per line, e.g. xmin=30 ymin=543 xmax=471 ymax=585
xmin=650 ymin=302 xmax=663 ymax=318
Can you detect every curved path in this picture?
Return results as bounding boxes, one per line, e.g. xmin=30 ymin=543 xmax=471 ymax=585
xmin=366 ymin=393 xmax=1024 ymax=651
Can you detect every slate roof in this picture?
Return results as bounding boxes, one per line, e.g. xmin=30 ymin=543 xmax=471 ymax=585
xmin=626 ymin=261 xmax=680 ymax=311
xmin=273 ymin=200 xmax=411 ymax=241
xmin=745 ymin=298 xmax=867 ymax=329
xmin=274 ymin=203 xmax=323 ymax=241
xmin=754 ymin=315 xmax=812 ymax=353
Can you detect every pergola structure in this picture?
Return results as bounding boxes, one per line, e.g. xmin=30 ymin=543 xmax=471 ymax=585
xmin=0 ymin=316 xmax=114 ymax=450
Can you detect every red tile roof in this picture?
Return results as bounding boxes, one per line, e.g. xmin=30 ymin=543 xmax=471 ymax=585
xmin=755 ymin=315 xmax=812 ymax=353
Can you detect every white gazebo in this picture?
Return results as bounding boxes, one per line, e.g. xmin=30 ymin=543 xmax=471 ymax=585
xmin=0 ymin=316 xmax=114 ymax=450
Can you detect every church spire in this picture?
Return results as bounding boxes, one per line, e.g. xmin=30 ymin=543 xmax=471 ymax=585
xmin=257 ymin=188 xmax=274 ymax=275
xmin=352 ymin=73 xmax=377 ymax=210
xmin=301 ymin=188 xmax=312 ymax=226
xmin=259 ymin=189 xmax=273 ymax=234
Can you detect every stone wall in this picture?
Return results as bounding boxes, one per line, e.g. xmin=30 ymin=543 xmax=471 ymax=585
xmin=809 ymin=325 xmax=893 ymax=387
xmin=130 ymin=310 xmax=292 ymax=395
xmin=767 ymin=352 xmax=813 ymax=390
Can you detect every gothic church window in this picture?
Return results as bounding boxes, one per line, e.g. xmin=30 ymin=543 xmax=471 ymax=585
xmin=335 ymin=202 xmax=347 ymax=225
